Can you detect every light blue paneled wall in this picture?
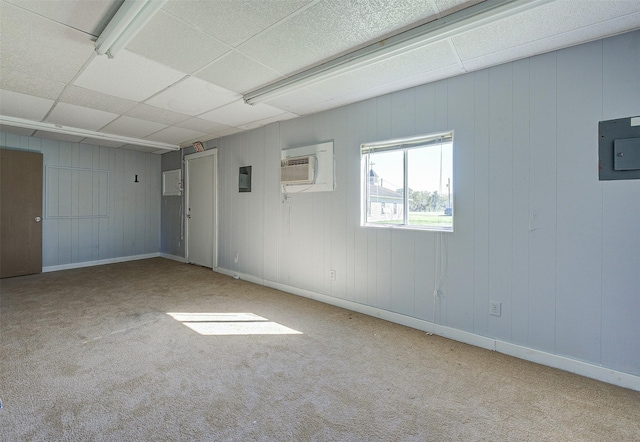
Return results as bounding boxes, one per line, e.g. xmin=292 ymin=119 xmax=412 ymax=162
xmin=0 ymin=134 xmax=161 ymax=267
xmin=213 ymin=30 xmax=640 ymax=377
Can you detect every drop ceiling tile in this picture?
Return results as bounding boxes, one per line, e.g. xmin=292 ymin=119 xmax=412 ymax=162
xmin=198 ymin=100 xmax=283 ymax=127
xmin=80 ymin=138 xmax=126 ymax=149
xmin=162 ymin=0 xmax=311 ymax=47
xmin=4 ymin=0 xmax=120 ymax=36
xmin=262 ymin=88 xmax=331 ymax=113
xmin=127 ymin=11 xmax=231 ymax=73
xmin=289 ymin=100 xmax=343 ymax=117
xmin=176 ymin=117 xmax=233 ymax=134
xmin=34 ymin=131 xmax=84 ymax=143
xmin=125 ymin=103 xmax=190 ymax=125
xmin=206 ymin=127 xmax=244 ymax=139
xmin=45 ymin=103 xmax=119 ymax=131
xmin=101 ymin=116 xmax=168 ymax=139
xmin=308 ymin=40 xmax=459 ymax=99
xmin=0 ymin=125 xmax=35 ymax=136
xmin=145 ymin=127 xmax=207 ymax=145
xmin=58 ymin=86 xmax=138 ymax=115
xmin=453 ymin=1 xmax=640 ymax=62
xmin=74 ymin=50 xmax=186 ymax=102
xmin=145 ymin=77 xmax=238 ymax=116
xmin=0 ymin=89 xmax=55 ymax=120
xmin=237 ymin=112 xmax=299 ymax=130
xmin=0 ymin=68 xmax=65 ymax=100
xmin=195 ymin=51 xmax=285 ymax=94
xmin=238 ymin=0 xmax=439 ymax=74
xmin=330 ymin=64 xmax=465 ymax=108
xmin=460 ymin=14 xmax=640 ymax=73
xmin=0 ymin=2 xmax=95 ymax=84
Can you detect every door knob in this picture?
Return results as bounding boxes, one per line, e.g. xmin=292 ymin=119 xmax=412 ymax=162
xmin=35 ymin=216 xmax=41 ymax=222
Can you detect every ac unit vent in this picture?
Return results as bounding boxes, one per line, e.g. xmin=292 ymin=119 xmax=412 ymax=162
xmin=281 ymin=155 xmax=316 ymax=185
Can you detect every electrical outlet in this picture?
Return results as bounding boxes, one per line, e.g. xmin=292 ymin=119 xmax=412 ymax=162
xmin=489 ymin=300 xmax=501 ymax=317
xmin=329 ymin=270 xmax=336 ymax=281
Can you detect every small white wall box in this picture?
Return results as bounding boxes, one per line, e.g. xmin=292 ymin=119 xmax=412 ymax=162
xmin=281 ymin=141 xmax=334 ymax=193
xmin=162 ymin=169 xmax=182 ymax=196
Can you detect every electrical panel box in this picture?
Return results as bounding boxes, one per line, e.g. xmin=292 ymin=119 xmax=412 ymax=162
xmin=599 ymin=116 xmax=640 ymax=180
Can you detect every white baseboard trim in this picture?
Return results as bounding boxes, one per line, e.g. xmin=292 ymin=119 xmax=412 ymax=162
xmin=42 ymin=253 xmax=161 ymax=273
xmin=159 ymin=253 xmax=187 ymax=263
xmin=213 ymin=266 xmax=640 ymax=392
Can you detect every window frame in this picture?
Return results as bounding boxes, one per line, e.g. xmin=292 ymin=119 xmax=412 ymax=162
xmin=360 ymin=131 xmax=454 ymax=232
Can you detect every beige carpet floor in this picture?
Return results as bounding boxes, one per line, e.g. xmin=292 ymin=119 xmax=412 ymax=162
xmin=0 ymin=258 xmax=638 ymax=441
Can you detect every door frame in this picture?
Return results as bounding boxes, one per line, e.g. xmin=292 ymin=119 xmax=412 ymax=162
xmin=184 ymin=149 xmax=218 ymax=269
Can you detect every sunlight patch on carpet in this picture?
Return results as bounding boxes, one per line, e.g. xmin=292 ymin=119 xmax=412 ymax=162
xmin=167 ymin=312 xmax=303 ymax=335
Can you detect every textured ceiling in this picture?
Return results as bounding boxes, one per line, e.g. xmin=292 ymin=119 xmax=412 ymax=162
xmin=0 ymin=0 xmax=639 ymax=154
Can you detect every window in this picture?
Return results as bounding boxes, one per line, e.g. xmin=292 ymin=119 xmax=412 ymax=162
xmin=361 ymin=131 xmax=453 ymax=232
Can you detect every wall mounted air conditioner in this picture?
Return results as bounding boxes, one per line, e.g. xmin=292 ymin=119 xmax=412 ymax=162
xmin=280 ymin=155 xmax=316 ymax=185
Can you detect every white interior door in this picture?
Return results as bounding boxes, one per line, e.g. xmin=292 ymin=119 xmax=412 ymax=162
xmin=185 ymin=150 xmax=216 ymax=268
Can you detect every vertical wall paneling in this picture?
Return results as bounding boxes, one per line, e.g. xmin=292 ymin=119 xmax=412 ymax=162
xmin=218 ymin=137 xmax=230 ymax=271
xmin=365 ymin=101 xmax=380 ymax=308
xmin=600 ymin=31 xmax=640 ymax=375
xmin=375 ymin=228 xmax=392 ymax=311
xmin=555 ymin=40 xmax=603 ymax=364
xmin=236 ymin=133 xmax=249 ymax=274
xmin=510 ymin=58 xmax=532 ymax=346
xmin=345 ymin=103 xmax=360 ymax=303
xmin=487 ymin=63 xmax=514 ymax=341
xmin=446 ymin=73 xmax=475 ymax=332
xmin=390 ymin=229 xmax=415 ymax=316
xmin=248 ymin=129 xmax=265 ymax=278
xmin=350 ymin=101 xmax=371 ymax=305
xmin=263 ymin=124 xmax=280 ymax=283
xmin=309 ymin=114 xmax=328 ymax=295
xmin=40 ymin=139 xmax=59 ymax=266
xmin=91 ymin=147 xmax=101 ymax=261
xmin=58 ymin=143 xmax=73 ymax=264
xmin=472 ymin=69 xmax=491 ymax=336
xmin=527 ymin=51 xmax=558 ymax=353
xmin=328 ymin=108 xmax=348 ymax=300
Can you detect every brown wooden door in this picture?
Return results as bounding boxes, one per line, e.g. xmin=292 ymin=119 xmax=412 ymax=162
xmin=0 ymin=148 xmax=43 ymax=278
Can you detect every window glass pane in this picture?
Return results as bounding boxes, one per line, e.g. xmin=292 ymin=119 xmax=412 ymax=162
xmin=407 ymin=142 xmax=453 ymax=230
xmin=366 ymin=150 xmax=404 ymax=224
xmin=361 ymin=132 xmax=453 ymax=232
